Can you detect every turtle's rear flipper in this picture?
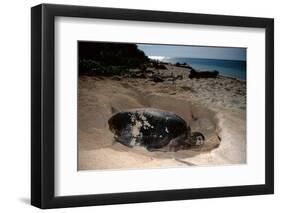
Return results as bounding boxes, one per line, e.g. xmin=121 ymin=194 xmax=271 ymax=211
xmin=115 ymin=136 xmax=134 ymax=148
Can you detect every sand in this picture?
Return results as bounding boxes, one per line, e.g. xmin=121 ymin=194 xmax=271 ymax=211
xmin=78 ymin=64 xmax=246 ymax=170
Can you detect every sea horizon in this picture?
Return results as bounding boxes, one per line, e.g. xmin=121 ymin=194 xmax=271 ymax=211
xmin=149 ymin=56 xmax=246 ymax=80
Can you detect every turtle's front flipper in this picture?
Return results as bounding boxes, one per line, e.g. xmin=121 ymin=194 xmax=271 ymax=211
xmin=145 ymin=136 xmax=171 ymax=152
xmin=146 ymin=135 xmax=186 ymax=152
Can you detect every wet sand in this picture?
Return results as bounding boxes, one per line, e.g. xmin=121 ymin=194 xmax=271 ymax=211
xmin=78 ymin=64 xmax=246 ymax=170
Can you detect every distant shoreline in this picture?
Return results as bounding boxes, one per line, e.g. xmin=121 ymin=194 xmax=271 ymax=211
xmin=149 ymin=56 xmax=247 ymax=62
xmin=158 ymin=58 xmax=246 ymax=80
xmin=80 ymin=61 xmax=246 ymax=83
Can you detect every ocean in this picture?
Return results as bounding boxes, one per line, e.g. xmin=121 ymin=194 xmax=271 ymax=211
xmin=162 ymin=57 xmax=246 ymax=80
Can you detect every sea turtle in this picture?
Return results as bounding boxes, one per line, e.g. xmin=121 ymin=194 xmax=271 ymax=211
xmin=108 ymin=108 xmax=205 ymax=152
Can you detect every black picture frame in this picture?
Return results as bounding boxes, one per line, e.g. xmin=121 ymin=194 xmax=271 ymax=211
xmin=31 ymin=3 xmax=274 ymax=209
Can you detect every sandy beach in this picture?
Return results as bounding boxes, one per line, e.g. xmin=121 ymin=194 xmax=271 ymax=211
xmin=78 ymin=64 xmax=246 ymax=170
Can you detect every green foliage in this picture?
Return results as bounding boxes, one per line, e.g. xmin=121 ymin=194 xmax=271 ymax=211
xmin=79 ymin=59 xmax=129 ymax=76
xmin=79 ymin=42 xmax=150 ymax=76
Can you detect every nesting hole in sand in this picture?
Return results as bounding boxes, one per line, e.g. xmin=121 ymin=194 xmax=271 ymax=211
xmin=107 ymin=94 xmax=221 ymax=160
xmin=78 ymin=78 xmax=225 ymax=169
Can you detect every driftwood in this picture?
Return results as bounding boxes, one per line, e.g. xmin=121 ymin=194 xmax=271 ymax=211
xmin=189 ymin=69 xmax=219 ymax=79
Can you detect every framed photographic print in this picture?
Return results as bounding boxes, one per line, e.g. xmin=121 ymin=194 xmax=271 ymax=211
xmin=31 ymin=3 xmax=274 ymax=209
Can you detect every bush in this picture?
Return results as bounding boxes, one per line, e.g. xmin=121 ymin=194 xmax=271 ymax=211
xmin=79 ymin=59 xmax=130 ymax=76
xmin=79 ymin=42 xmax=149 ymax=76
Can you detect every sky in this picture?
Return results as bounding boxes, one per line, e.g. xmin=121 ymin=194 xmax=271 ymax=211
xmin=137 ymin=44 xmax=246 ymax=61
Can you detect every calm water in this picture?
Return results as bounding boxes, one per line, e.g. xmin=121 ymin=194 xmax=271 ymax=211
xmin=163 ymin=57 xmax=246 ymax=80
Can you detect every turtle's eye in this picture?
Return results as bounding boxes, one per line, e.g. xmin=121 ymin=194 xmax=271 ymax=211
xmin=195 ymin=136 xmax=204 ymax=146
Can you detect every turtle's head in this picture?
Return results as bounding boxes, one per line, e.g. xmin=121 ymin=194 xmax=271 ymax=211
xmin=189 ymin=132 xmax=205 ymax=146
